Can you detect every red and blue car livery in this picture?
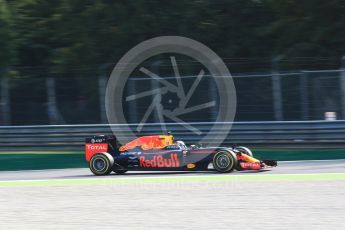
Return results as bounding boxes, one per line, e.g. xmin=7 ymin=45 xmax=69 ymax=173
xmin=85 ymin=134 xmax=277 ymax=176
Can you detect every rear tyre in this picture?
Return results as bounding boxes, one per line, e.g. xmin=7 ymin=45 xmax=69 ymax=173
xmin=89 ymin=153 xmax=113 ymax=176
xmin=213 ymin=150 xmax=237 ymax=173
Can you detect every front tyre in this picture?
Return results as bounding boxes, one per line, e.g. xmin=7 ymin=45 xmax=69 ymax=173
xmin=89 ymin=153 xmax=114 ymax=176
xmin=213 ymin=150 xmax=237 ymax=173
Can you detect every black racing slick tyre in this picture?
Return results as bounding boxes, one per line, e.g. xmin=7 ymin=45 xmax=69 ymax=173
xmin=235 ymin=146 xmax=253 ymax=157
xmin=89 ymin=153 xmax=114 ymax=176
xmin=213 ymin=150 xmax=237 ymax=173
xmin=113 ymin=170 xmax=127 ymax=175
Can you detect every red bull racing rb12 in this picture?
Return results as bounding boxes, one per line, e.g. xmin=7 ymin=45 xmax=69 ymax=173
xmin=85 ymin=134 xmax=277 ymax=175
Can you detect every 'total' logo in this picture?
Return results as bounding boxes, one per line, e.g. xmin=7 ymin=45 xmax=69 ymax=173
xmin=139 ymin=154 xmax=180 ymax=168
xmin=86 ymin=143 xmax=107 ymax=151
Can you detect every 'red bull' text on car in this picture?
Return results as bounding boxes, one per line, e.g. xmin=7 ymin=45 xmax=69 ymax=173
xmin=85 ymin=134 xmax=277 ymax=176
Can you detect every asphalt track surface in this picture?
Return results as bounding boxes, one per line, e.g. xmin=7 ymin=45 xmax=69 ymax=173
xmin=0 ymin=160 xmax=345 ymax=230
xmin=0 ymin=159 xmax=344 ymax=181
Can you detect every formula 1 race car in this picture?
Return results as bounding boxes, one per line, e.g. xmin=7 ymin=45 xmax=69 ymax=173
xmin=85 ymin=134 xmax=277 ymax=175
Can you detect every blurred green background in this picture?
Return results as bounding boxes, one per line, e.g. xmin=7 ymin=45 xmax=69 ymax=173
xmin=1 ymin=0 xmax=344 ymax=69
xmin=1 ymin=0 xmax=345 ymax=125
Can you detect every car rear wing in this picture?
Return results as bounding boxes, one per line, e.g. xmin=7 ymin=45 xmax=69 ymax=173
xmin=85 ymin=135 xmax=120 ymax=161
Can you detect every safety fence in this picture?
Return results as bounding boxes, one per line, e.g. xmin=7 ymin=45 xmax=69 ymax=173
xmin=1 ymin=68 xmax=345 ymax=125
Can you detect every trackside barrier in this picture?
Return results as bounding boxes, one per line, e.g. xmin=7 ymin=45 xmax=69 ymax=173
xmin=1 ymin=121 xmax=345 ymax=151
